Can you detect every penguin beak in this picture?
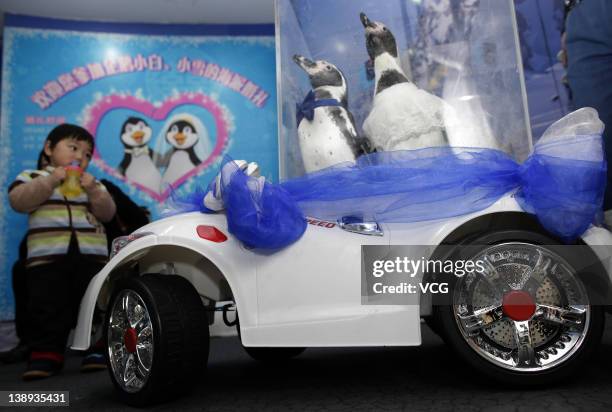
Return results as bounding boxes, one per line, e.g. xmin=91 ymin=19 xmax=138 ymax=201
xmin=174 ymin=133 xmax=186 ymax=145
xmin=293 ymin=54 xmax=316 ymax=72
xmin=132 ymin=130 xmax=145 ymax=143
xmin=360 ymin=12 xmax=375 ymax=29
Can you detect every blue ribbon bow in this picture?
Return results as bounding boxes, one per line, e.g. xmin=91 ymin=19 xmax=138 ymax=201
xmin=163 ymin=113 xmax=606 ymax=249
xmin=296 ymin=90 xmax=343 ymax=125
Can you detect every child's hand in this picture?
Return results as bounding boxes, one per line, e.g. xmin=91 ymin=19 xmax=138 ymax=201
xmin=81 ymin=172 xmax=97 ymax=191
xmin=51 ymin=167 xmax=67 ymax=184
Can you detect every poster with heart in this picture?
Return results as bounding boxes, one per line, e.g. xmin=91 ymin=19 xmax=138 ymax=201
xmin=0 ymin=14 xmax=277 ymax=319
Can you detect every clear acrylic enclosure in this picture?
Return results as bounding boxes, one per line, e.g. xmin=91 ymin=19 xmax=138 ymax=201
xmin=276 ymin=0 xmax=531 ymax=179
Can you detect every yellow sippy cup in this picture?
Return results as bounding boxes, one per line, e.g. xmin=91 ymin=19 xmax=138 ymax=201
xmin=59 ymin=161 xmax=83 ymax=198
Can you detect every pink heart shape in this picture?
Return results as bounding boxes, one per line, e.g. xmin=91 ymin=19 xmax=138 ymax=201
xmin=84 ymin=93 xmax=229 ymax=201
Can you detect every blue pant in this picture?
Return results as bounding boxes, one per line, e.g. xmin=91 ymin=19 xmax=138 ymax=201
xmin=566 ymin=0 xmax=612 ymax=210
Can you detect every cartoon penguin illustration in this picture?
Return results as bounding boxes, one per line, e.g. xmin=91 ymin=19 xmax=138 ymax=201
xmin=360 ymin=12 xmax=449 ymax=152
xmin=293 ymin=55 xmax=371 ymax=173
xmin=117 ymin=117 xmax=162 ymax=193
xmin=158 ymin=113 xmax=211 ymax=186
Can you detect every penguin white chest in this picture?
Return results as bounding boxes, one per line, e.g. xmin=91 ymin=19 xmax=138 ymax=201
xmin=125 ymin=154 xmax=162 ymax=192
xmin=297 ymin=107 xmax=357 ymax=173
xmin=163 ymin=150 xmax=196 ymax=184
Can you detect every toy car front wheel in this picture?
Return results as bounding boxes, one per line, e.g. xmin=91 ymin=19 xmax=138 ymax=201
xmin=105 ymin=274 xmax=209 ymax=406
xmin=436 ymin=232 xmax=605 ymax=385
xmin=235 ymin=318 xmax=306 ymax=361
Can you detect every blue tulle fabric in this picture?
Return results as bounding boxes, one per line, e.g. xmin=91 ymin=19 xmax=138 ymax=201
xmin=160 ymin=160 xmax=307 ymax=249
xmin=164 ymin=133 xmax=605 ymax=248
xmin=515 ymin=135 xmax=606 ymax=242
xmin=282 ymin=135 xmax=605 ymax=243
xmin=222 ymin=164 xmax=307 ymax=249
xmin=162 ymin=185 xmax=210 ymax=215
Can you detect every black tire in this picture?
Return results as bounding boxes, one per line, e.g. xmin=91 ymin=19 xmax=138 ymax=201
xmin=235 ymin=317 xmax=305 ymax=362
xmin=104 ymin=274 xmax=209 ymax=406
xmin=434 ymin=229 xmax=605 ymax=386
xmin=423 ymin=316 xmax=447 ymax=342
xmin=243 ymin=346 xmax=306 ymax=362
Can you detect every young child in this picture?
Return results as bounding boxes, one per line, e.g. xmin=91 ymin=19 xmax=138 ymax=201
xmin=8 ymin=124 xmax=116 ymax=380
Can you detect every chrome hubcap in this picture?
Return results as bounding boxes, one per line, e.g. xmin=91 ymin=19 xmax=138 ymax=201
xmin=453 ymin=243 xmax=590 ymax=372
xmin=107 ymin=290 xmax=154 ymax=392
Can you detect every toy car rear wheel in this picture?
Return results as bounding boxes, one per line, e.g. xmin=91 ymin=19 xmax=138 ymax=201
xmin=105 ymin=274 xmax=209 ymax=406
xmin=435 ymin=231 xmax=605 ymax=385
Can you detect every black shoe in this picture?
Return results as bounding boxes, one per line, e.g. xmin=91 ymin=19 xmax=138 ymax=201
xmin=80 ymin=353 xmax=107 ymax=373
xmin=0 ymin=343 xmax=29 ymax=364
xmin=22 ymin=358 xmax=63 ymax=381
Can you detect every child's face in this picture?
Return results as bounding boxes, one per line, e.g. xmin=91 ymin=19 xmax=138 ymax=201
xmin=44 ymin=137 xmax=93 ymax=169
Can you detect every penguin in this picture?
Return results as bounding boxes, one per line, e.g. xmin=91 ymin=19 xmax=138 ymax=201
xmin=360 ymin=12 xmax=449 ymax=152
xmin=293 ymin=54 xmax=371 ymax=173
xmin=117 ymin=117 xmax=162 ymax=193
xmin=160 ymin=114 xmax=205 ymax=185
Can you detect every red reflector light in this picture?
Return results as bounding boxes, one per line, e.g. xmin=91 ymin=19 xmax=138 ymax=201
xmin=196 ymin=225 xmax=227 ymax=242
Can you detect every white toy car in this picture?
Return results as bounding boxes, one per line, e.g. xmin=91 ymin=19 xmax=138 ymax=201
xmin=71 ymin=1 xmax=612 ymax=405
xmin=72 ymin=194 xmax=612 ymax=406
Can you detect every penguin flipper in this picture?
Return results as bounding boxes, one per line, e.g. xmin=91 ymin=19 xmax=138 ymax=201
xmin=441 ymin=128 xmax=450 ymax=145
xmin=343 ymin=110 xmax=372 ymax=155
xmin=118 ymin=155 xmax=131 ymax=176
xmin=188 ymin=149 xmax=202 ymax=166
xmin=354 ymin=135 xmax=376 ymax=156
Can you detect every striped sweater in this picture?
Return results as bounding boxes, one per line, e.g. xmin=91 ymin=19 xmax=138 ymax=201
xmin=8 ymin=166 xmax=116 ymax=267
